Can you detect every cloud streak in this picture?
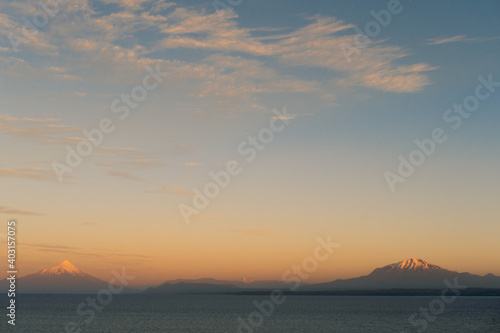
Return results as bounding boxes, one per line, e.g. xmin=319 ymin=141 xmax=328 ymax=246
xmin=0 ymin=167 xmax=58 ymax=181
xmin=0 ymin=206 xmax=44 ymax=216
xmin=19 ymin=242 xmax=154 ymax=266
xmin=146 ymin=185 xmax=194 ymax=197
xmin=0 ymin=114 xmax=84 ymax=144
xmin=106 ymin=170 xmax=145 ymax=182
xmin=227 ymin=228 xmax=274 ymax=236
xmin=426 ymin=35 xmax=500 ymax=45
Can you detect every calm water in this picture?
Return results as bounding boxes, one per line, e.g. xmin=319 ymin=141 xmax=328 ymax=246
xmin=6 ymin=294 xmax=500 ymax=332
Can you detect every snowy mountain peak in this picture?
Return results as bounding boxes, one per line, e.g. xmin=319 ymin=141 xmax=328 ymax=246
xmin=391 ymin=258 xmax=441 ymax=271
xmin=39 ymin=260 xmax=85 ymax=277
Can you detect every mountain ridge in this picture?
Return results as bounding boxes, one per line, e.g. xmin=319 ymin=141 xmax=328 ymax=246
xmin=146 ymin=258 xmax=500 ymax=294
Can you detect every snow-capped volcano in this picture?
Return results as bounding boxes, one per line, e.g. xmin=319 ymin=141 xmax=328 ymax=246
xmin=39 ymin=260 xmax=85 ymax=277
xmin=308 ymin=258 xmax=500 ymax=290
xmin=385 ymin=258 xmax=442 ymax=272
xmin=0 ymin=260 xmax=137 ymax=294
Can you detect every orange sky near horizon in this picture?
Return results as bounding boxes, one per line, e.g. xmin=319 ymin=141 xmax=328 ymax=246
xmin=4 ymin=206 xmax=499 ymax=287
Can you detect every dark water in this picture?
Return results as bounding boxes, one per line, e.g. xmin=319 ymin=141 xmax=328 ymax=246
xmin=5 ymin=294 xmax=500 ymax=332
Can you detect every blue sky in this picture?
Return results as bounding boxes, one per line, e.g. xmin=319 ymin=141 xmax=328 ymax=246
xmin=0 ymin=0 xmax=499 ymax=284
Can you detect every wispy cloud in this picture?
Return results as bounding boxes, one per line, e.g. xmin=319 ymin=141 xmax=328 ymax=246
xmin=106 ymin=170 xmax=144 ymax=182
xmin=146 ymin=185 xmax=194 ymax=196
xmin=98 ymin=147 xmax=149 ymax=157
xmin=0 ymin=167 xmax=58 ymax=181
xmin=227 ymin=228 xmax=274 ymax=236
xmin=0 ymin=57 xmax=80 ymax=81
xmin=426 ymin=35 xmax=500 ymax=45
xmin=190 ymin=214 xmax=220 ymax=221
xmin=97 ymin=147 xmax=167 ymax=170
xmin=23 ymin=243 xmax=81 ymax=251
xmin=180 ymin=162 xmax=200 ymax=167
xmin=100 ymin=159 xmax=168 ymax=168
xmin=156 ymin=11 xmax=436 ymax=93
xmin=272 ymin=113 xmax=313 ymax=121
xmin=0 ymin=114 xmax=84 ymax=144
xmin=99 ymin=0 xmax=153 ymax=10
xmin=0 ymin=206 xmax=44 ymax=216
xmin=0 ymin=1 xmax=436 ymax=109
xmin=19 ymin=243 xmax=153 ymax=266
xmin=80 ymin=222 xmax=98 ymax=226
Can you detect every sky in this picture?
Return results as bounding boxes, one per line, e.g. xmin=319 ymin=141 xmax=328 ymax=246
xmin=0 ymin=0 xmax=499 ymax=287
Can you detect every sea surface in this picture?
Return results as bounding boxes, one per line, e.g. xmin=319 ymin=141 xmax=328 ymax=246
xmin=6 ymin=294 xmax=500 ymax=332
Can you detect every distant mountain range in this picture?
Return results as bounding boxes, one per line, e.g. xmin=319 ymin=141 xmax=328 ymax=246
xmin=3 ymin=258 xmax=500 ymax=294
xmin=145 ymin=258 xmax=500 ymax=294
xmin=144 ymin=278 xmax=296 ymax=294
xmin=0 ymin=260 xmax=137 ymax=294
